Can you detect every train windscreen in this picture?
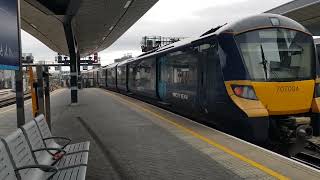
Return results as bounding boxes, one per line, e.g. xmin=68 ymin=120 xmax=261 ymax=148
xmin=235 ymin=28 xmax=315 ymax=81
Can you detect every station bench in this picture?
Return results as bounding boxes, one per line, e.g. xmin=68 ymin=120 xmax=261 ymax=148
xmin=0 ymin=114 xmax=90 ymax=180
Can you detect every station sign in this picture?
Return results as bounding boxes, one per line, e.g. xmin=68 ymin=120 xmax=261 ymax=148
xmin=0 ymin=0 xmax=20 ymax=70
xmin=55 ymin=66 xmax=61 ymax=71
xmin=22 ymin=53 xmax=34 ymax=63
xmin=93 ymin=53 xmax=98 ymax=63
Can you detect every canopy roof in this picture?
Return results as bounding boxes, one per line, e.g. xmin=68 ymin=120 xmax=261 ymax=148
xmin=21 ymin=0 xmax=158 ymax=57
xmin=267 ymin=0 xmax=320 ymax=35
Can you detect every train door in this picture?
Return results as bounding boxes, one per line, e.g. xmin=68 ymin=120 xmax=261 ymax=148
xmin=125 ymin=64 xmax=129 ymax=91
xmin=157 ymin=56 xmax=167 ymax=101
xmin=157 ymin=47 xmax=199 ymax=113
xmin=197 ymin=39 xmax=219 ymax=116
xmin=198 ymin=44 xmax=208 ymax=114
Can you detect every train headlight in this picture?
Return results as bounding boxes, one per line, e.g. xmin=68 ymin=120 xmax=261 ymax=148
xmin=315 ymin=83 xmax=320 ymax=97
xmin=231 ymin=85 xmax=258 ymax=100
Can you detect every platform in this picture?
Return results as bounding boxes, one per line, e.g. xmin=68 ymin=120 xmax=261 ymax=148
xmin=1 ymin=88 xmax=320 ymax=179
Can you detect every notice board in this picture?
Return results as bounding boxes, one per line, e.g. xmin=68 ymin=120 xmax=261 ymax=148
xmin=0 ymin=0 xmax=20 ymax=70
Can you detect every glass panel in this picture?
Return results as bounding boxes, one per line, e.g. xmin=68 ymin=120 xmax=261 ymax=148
xmin=107 ymin=68 xmax=116 ymax=85
xmin=158 ymin=47 xmax=199 ymax=104
xmin=117 ymin=66 xmax=126 ymax=86
xmin=235 ymin=28 xmax=315 ymax=81
xmin=164 ymin=50 xmax=198 ymax=89
xmin=128 ymin=58 xmax=156 ymax=93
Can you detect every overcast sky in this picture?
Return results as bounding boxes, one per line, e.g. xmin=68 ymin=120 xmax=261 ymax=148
xmin=21 ymin=0 xmax=292 ymax=66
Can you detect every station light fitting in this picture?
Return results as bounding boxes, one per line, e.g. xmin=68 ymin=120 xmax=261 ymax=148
xmin=124 ymin=1 xmax=132 ymax=9
xmin=109 ymin=26 xmax=114 ymax=31
xmin=30 ymin=23 xmax=37 ymax=29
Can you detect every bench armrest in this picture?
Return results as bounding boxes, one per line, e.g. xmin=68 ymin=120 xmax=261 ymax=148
xmin=15 ymin=164 xmax=58 ymax=179
xmin=43 ymin=136 xmax=72 ymax=149
xmin=33 ymin=147 xmax=67 ymax=159
xmin=33 ymin=147 xmax=67 ymax=166
xmin=33 ymin=147 xmax=67 ymax=155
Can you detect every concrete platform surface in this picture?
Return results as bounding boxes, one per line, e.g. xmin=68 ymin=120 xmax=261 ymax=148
xmin=1 ymin=88 xmax=320 ymax=180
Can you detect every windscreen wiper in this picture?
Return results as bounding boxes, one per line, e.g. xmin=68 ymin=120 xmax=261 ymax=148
xmin=260 ymin=45 xmax=268 ymax=80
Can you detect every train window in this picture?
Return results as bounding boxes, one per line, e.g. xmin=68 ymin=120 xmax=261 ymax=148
xmin=163 ymin=48 xmax=198 ymax=88
xmin=128 ymin=58 xmax=156 ymax=92
xmin=117 ymin=66 xmax=126 ymax=86
xmin=199 ymin=44 xmax=211 ymax=51
xmin=236 ymin=28 xmax=315 ymax=81
xmin=107 ymin=68 xmax=116 ymax=85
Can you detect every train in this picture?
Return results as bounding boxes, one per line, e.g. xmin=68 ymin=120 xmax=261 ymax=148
xmin=83 ymin=13 xmax=320 ymax=147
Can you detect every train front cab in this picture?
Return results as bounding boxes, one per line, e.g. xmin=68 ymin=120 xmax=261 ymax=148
xmin=217 ymin=15 xmax=320 ymax=144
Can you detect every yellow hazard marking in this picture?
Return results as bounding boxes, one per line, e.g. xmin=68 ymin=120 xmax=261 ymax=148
xmin=29 ymin=66 xmax=38 ymax=118
xmin=104 ymin=90 xmax=289 ymax=180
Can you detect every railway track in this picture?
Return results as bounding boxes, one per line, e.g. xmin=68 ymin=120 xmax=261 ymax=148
xmin=0 ymin=87 xmax=61 ymax=108
xmin=292 ymin=152 xmax=320 ymax=169
xmin=0 ymin=93 xmax=31 ymax=108
xmin=291 ymin=138 xmax=320 ymax=170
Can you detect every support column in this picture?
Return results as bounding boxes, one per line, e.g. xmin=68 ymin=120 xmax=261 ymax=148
xmin=16 ymin=0 xmax=25 ymax=128
xmin=36 ymin=65 xmax=45 ymax=115
xmin=77 ymin=53 xmax=82 ymax=89
xmin=64 ymin=21 xmax=78 ymax=104
xmin=44 ymin=67 xmax=51 ymax=130
xmin=15 ymin=69 xmax=25 ymax=127
xmin=63 ymin=0 xmax=82 ymax=104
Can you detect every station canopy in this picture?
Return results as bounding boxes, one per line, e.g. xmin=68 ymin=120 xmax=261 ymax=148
xmin=267 ymin=0 xmax=320 ymax=35
xmin=21 ymin=0 xmax=158 ymax=57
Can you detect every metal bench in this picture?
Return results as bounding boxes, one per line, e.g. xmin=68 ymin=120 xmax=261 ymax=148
xmin=1 ymin=129 xmax=87 ymax=180
xmin=0 ymin=139 xmax=21 ymax=180
xmin=21 ymin=120 xmax=89 ymax=169
xmin=34 ymin=114 xmax=90 ymax=155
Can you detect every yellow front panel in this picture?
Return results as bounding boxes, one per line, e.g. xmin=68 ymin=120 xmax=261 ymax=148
xmin=252 ymin=80 xmax=314 ymax=115
xmin=225 ymin=81 xmax=268 ymax=117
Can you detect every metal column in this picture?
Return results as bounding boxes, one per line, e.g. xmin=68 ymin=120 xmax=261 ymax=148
xmin=77 ymin=53 xmax=82 ymax=89
xmin=44 ymin=67 xmax=51 ymax=130
xmin=15 ymin=69 xmax=25 ymax=127
xmin=64 ymin=22 xmax=78 ymax=104
xmin=36 ymin=66 xmax=45 ymax=114
xmin=16 ymin=0 xmax=25 ymax=127
xmin=64 ymin=0 xmax=82 ymax=104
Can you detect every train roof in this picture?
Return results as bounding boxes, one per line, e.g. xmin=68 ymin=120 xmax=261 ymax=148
xmin=101 ymin=65 xmax=108 ymax=70
xmin=105 ymin=13 xmax=311 ymax=65
xmin=215 ymin=13 xmax=310 ymax=35
xmin=118 ymin=58 xmax=135 ymax=66
xmin=107 ymin=62 xmax=119 ymax=68
xmin=82 ymin=68 xmax=99 ymax=73
xmin=133 ymin=37 xmax=200 ymax=60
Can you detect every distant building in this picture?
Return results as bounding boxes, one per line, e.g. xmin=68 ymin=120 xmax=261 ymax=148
xmin=0 ymin=70 xmax=14 ymax=89
xmin=114 ymin=53 xmax=133 ymax=63
xmin=22 ymin=53 xmax=34 ymax=64
xmin=141 ymin=36 xmax=186 ymax=52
